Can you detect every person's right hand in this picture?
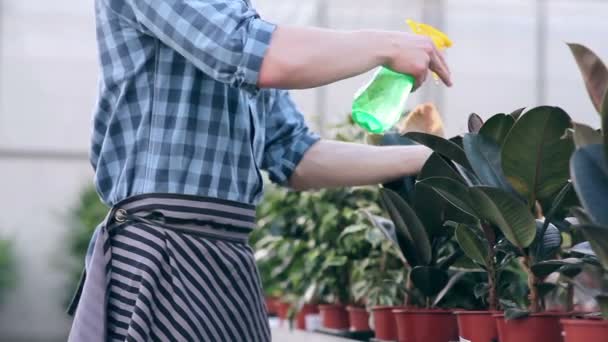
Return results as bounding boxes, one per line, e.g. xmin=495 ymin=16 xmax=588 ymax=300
xmin=384 ymin=32 xmax=452 ymax=90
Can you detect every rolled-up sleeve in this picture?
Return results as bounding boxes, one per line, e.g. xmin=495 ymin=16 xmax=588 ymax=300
xmin=124 ymin=0 xmax=275 ymax=92
xmin=262 ymin=90 xmax=320 ymax=185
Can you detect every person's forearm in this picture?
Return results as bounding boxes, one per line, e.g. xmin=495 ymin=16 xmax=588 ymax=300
xmin=259 ymin=26 xmax=393 ymax=89
xmin=289 ymin=140 xmax=432 ymax=191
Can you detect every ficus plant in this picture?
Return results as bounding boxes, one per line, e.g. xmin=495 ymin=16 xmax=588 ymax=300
xmin=404 ymin=105 xmax=580 ymax=317
xmin=366 ymin=132 xmax=483 ymax=310
xmin=566 ymin=42 xmax=608 ymax=318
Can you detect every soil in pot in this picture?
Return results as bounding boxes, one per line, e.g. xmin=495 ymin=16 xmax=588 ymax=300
xmin=371 ymin=306 xmax=400 ymax=341
xmin=561 ymin=318 xmax=608 ymax=342
xmin=455 ymin=311 xmax=499 ymax=342
xmin=319 ymin=304 xmax=350 ymax=330
xmin=494 ymin=312 xmax=565 ymax=342
xmin=393 ymin=309 xmax=458 ymax=342
xmin=347 ymin=306 xmax=370 ymax=332
xmin=295 ymin=303 xmax=319 ymax=330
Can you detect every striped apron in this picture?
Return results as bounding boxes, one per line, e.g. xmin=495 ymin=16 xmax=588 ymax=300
xmin=67 ymin=194 xmax=271 ymax=342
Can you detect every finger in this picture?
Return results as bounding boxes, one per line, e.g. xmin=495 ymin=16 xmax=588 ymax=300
xmin=436 ymin=49 xmax=451 ymax=75
xmin=429 ymin=50 xmax=452 ymax=86
xmin=413 ymin=69 xmax=428 ymax=91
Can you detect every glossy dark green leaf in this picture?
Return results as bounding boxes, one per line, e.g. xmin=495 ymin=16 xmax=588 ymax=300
xmin=380 ymin=189 xmax=432 ymax=266
xmin=413 ymin=182 xmax=448 ymax=238
xmin=455 ymin=224 xmax=489 ymax=267
xmin=578 ymin=224 xmax=608 ymax=269
xmin=531 ymin=259 xmax=582 ymax=279
xmin=597 ymin=295 xmax=608 ymax=319
xmin=432 ymin=272 xmax=467 ymax=307
xmin=570 ymin=207 xmax=593 ymax=225
xmin=571 ymin=144 xmax=608 ymax=226
xmin=468 ymin=113 xmax=484 ymax=133
xmin=474 ymin=282 xmax=489 ymax=299
xmin=602 ymin=89 xmax=608 ymax=161
xmin=469 ymin=187 xmax=536 ymax=249
xmin=410 ymin=266 xmax=449 ymax=298
xmin=567 ymin=43 xmax=608 ymax=114
xmin=537 ymin=283 xmax=558 ymax=298
xmin=502 ymin=106 xmax=574 ymax=206
xmin=479 ymin=113 xmax=515 ymax=145
xmin=510 ymin=108 xmax=526 ymax=121
xmin=560 ymin=264 xmax=584 ymax=278
xmin=418 ymin=177 xmax=478 ymax=220
xmin=419 ymin=153 xmax=464 ymax=182
xmin=463 ymin=133 xmax=512 ymax=190
xmin=404 ymin=132 xmax=473 ymax=171
xmin=570 ymin=242 xmax=595 ymax=257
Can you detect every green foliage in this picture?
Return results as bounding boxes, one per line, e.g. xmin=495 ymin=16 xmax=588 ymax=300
xmin=0 ymin=238 xmax=16 ymax=304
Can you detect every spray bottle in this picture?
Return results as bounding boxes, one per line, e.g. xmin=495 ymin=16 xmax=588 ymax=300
xmin=351 ymin=19 xmax=453 ymax=134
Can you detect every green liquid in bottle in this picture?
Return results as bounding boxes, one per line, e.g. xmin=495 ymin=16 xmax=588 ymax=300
xmin=351 ymin=68 xmax=416 ymax=134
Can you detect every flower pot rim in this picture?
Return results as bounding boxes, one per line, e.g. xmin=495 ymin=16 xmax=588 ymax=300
xmin=346 ymin=305 xmax=367 ymax=312
xmin=561 ymin=318 xmax=608 ymax=326
xmin=493 ymin=311 xmax=570 ymax=318
xmin=371 ymin=305 xmax=403 ymax=311
xmin=454 ymin=310 xmax=502 ymax=316
xmin=393 ymin=308 xmax=454 ymax=315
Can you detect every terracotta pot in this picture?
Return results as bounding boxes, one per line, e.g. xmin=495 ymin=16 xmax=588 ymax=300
xmin=295 ymin=303 xmax=319 ymax=330
xmin=371 ymin=306 xmax=399 ymax=341
xmin=277 ymin=301 xmax=291 ymax=324
xmin=455 ymin=311 xmax=499 ymax=342
xmin=319 ymin=304 xmax=350 ymax=330
xmin=494 ymin=312 xmax=565 ymax=342
xmin=347 ymin=306 xmax=370 ymax=331
xmin=393 ymin=308 xmax=458 ymax=342
xmin=561 ymin=318 xmax=608 ymax=342
xmin=265 ymin=297 xmax=279 ymax=316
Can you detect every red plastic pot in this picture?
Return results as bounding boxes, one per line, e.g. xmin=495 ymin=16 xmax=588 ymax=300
xmin=295 ymin=303 xmax=319 ymax=330
xmin=455 ymin=311 xmax=499 ymax=342
xmin=494 ymin=312 xmax=565 ymax=342
xmin=393 ymin=308 xmax=458 ymax=342
xmin=265 ymin=297 xmax=279 ymax=316
xmin=277 ymin=301 xmax=291 ymax=324
xmin=347 ymin=306 xmax=370 ymax=331
xmin=371 ymin=306 xmax=399 ymax=341
xmin=319 ymin=304 xmax=350 ymax=330
xmin=561 ymin=318 xmax=608 ymax=342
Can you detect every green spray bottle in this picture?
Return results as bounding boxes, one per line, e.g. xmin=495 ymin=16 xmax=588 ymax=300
xmin=351 ymin=19 xmax=453 ymax=134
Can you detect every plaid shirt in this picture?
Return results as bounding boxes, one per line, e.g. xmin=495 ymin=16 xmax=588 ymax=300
xmin=91 ymin=0 xmax=319 ymax=206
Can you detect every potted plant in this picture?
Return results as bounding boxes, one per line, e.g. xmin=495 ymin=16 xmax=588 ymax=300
xmin=408 ymin=105 xmax=578 ymax=342
xmin=559 ymin=42 xmax=608 ymax=342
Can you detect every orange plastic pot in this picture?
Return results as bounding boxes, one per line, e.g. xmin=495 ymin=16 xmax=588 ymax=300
xmin=371 ymin=306 xmax=399 ymax=341
xmin=319 ymin=304 xmax=350 ymax=330
xmin=455 ymin=311 xmax=499 ymax=342
xmin=494 ymin=312 xmax=565 ymax=342
xmin=561 ymin=318 xmax=608 ymax=342
xmin=295 ymin=304 xmax=319 ymax=330
xmin=347 ymin=306 xmax=370 ymax=331
xmin=393 ymin=308 xmax=458 ymax=342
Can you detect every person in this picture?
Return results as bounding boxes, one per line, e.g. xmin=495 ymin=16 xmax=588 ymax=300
xmin=67 ymin=0 xmax=452 ymax=341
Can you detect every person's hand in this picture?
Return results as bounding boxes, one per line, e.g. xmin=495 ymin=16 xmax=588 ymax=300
xmin=384 ymin=32 xmax=452 ymax=90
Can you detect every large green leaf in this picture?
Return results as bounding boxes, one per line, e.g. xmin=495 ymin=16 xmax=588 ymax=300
xmin=419 ymin=153 xmax=464 ymax=182
xmin=418 ymin=177 xmax=479 ymax=221
xmin=463 ymin=133 xmax=512 ymax=190
xmin=404 ymin=132 xmax=473 ymax=171
xmin=570 ymin=144 xmax=608 ymax=225
xmin=468 ymin=113 xmax=484 ymax=133
xmin=510 ymin=108 xmax=526 ymax=121
xmin=410 ymin=266 xmax=449 ymax=298
xmin=531 ymin=259 xmax=583 ymax=279
xmin=578 ymin=224 xmax=608 ymax=269
xmin=531 ymin=220 xmax=562 ymax=262
xmin=501 ymin=106 xmax=574 ymax=207
xmin=413 ymin=182 xmax=448 ymax=238
xmin=469 ymin=187 xmax=537 ymax=249
xmin=455 ymin=224 xmax=490 ymax=267
xmin=567 ymin=43 xmax=608 ymax=114
xmin=602 ymin=89 xmax=608 ymax=162
xmin=380 ymin=189 xmax=432 ymax=266
xmin=479 ymin=113 xmax=515 ymax=145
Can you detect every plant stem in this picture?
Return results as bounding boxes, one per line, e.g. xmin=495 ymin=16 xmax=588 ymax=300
xmin=482 ymin=224 xmax=498 ymax=311
xmin=566 ymin=282 xmax=574 ymax=313
xmin=405 ymin=273 xmax=413 ymax=307
xmin=521 ymin=254 xmax=540 ymax=313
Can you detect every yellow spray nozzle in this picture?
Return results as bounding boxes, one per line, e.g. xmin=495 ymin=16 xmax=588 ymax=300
xmin=406 ymin=19 xmax=453 ymax=51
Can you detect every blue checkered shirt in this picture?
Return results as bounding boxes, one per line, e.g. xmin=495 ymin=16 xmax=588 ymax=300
xmin=92 ymin=0 xmax=319 ymax=206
